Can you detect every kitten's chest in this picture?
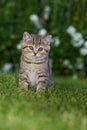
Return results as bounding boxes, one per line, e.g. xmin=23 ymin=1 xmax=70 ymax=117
xmin=27 ymin=69 xmax=38 ymax=86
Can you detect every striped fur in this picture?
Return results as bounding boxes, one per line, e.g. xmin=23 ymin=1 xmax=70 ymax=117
xmin=19 ymin=32 xmax=54 ymax=91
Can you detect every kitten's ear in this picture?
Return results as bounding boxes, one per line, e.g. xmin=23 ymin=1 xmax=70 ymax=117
xmin=43 ymin=35 xmax=52 ymax=45
xmin=23 ymin=32 xmax=31 ymax=42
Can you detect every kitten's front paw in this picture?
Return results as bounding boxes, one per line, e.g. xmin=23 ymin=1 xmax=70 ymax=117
xmin=36 ymin=85 xmax=46 ymax=97
xmin=20 ymin=86 xmax=28 ymax=91
xmin=19 ymin=82 xmax=28 ymax=91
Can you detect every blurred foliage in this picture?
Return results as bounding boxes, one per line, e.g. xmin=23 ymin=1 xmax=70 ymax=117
xmin=0 ymin=0 xmax=87 ymax=77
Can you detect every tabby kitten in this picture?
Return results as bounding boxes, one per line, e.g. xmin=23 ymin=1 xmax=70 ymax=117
xmin=19 ymin=32 xmax=54 ymax=91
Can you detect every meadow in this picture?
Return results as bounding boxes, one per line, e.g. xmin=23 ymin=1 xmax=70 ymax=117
xmin=0 ymin=72 xmax=87 ymax=130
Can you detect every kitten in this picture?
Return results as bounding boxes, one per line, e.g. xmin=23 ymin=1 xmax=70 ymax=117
xmin=19 ymin=32 xmax=54 ymax=91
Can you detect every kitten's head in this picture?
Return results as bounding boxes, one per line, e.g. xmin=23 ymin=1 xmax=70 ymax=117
xmin=22 ymin=32 xmax=52 ymax=59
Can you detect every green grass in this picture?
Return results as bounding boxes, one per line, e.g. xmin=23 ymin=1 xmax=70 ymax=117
xmin=0 ymin=72 xmax=87 ymax=130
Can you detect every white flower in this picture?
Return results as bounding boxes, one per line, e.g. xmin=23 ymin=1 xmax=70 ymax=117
xmin=53 ymin=37 xmax=60 ymax=46
xmin=76 ymin=63 xmax=83 ymax=69
xmin=17 ymin=41 xmax=22 ymax=49
xmin=70 ymin=32 xmax=84 ymax=47
xmin=63 ymin=59 xmax=74 ymax=69
xmin=80 ymin=48 xmax=87 ymax=55
xmin=38 ymin=28 xmax=47 ymax=36
xmin=84 ymin=41 xmax=87 ymax=48
xmin=72 ymin=38 xmax=84 ymax=47
xmin=72 ymin=32 xmax=83 ymax=41
xmin=66 ymin=25 xmax=76 ymax=36
xmin=2 ymin=63 xmax=13 ymax=72
xmin=77 ymin=39 xmax=84 ymax=46
xmin=63 ymin=59 xmax=70 ymax=66
xmin=30 ymin=14 xmax=39 ymax=22
xmin=29 ymin=14 xmax=42 ymax=28
xmin=43 ymin=5 xmax=51 ymax=20
xmin=67 ymin=26 xmax=84 ymax=47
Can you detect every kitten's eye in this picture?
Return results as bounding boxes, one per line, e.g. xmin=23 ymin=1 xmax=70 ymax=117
xmin=38 ymin=47 xmax=43 ymax=51
xmin=29 ymin=46 xmax=33 ymax=50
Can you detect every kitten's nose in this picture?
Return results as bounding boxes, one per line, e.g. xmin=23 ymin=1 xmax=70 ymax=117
xmin=33 ymin=50 xmax=37 ymax=56
xmin=34 ymin=53 xmax=36 ymax=56
xmin=34 ymin=51 xmax=37 ymax=56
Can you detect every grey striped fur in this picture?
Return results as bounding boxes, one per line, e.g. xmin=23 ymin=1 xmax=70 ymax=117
xmin=19 ymin=32 xmax=54 ymax=91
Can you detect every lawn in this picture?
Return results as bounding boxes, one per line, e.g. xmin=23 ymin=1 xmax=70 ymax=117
xmin=0 ymin=72 xmax=87 ymax=130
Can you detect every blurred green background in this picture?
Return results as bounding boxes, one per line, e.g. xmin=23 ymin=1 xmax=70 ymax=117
xmin=0 ymin=0 xmax=87 ymax=77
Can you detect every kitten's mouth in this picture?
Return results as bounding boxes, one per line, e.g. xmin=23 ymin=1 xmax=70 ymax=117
xmin=32 ymin=54 xmax=39 ymax=58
